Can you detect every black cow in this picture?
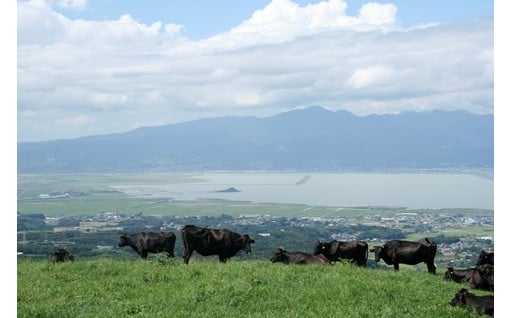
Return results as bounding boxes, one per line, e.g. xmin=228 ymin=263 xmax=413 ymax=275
xmin=370 ymin=238 xmax=437 ymax=274
xmin=117 ymin=232 xmax=176 ymax=259
xmin=444 ymin=267 xmax=475 ymax=283
xmin=476 ymin=250 xmax=494 ymax=266
xmin=181 ymin=225 xmax=255 ymax=264
xmin=313 ymin=240 xmax=368 ymax=266
xmin=468 ymin=264 xmax=494 ymax=291
xmin=450 ymin=288 xmax=493 ymax=316
xmin=48 ymin=248 xmax=75 ymax=263
xmin=270 ymin=247 xmax=329 ymax=265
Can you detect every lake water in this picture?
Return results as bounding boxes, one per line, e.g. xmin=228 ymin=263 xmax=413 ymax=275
xmin=113 ymin=172 xmax=493 ymax=210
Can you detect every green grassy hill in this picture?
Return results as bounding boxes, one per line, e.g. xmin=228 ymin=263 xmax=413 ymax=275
xmin=17 ymin=258 xmax=492 ymax=317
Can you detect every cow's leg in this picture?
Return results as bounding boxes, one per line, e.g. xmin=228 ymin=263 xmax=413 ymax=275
xmin=219 ymin=255 xmax=227 ymax=263
xmin=427 ymin=262 xmax=436 ymax=274
xmin=183 ymin=249 xmax=192 ymax=264
xmin=140 ymin=251 xmax=148 ymax=259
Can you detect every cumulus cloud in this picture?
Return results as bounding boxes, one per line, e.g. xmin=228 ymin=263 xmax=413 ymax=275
xmin=17 ymin=0 xmax=493 ymax=141
xmin=200 ymin=0 xmax=399 ymax=50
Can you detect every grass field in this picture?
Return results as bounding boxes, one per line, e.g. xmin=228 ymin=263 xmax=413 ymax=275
xmin=17 ymin=258 xmax=493 ymax=317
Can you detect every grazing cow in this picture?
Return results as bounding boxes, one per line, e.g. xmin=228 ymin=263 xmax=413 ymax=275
xmin=450 ymin=288 xmax=493 ymax=316
xmin=181 ymin=225 xmax=255 ymax=264
xmin=117 ymin=232 xmax=176 ymax=259
xmin=468 ymin=265 xmax=494 ymax=291
xmin=444 ymin=267 xmax=475 ymax=283
xmin=48 ymin=248 xmax=75 ymax=263
xmin=476 ymin=250 xmax=494 ymax=266
xmin=370 ymin=238 xmax=437 ymax=274
xmin=270 ymin=247 xmax=329 ymax=265
xmin=313 ymin=240 xmax=368 ymax=266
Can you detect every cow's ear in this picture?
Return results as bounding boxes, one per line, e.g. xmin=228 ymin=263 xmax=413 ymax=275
xmin=250 ymin=239 xmax=255 ymax=244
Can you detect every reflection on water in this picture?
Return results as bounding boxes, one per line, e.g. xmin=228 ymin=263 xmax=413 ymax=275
xmin=111 ymin=172 xmax=493 ymax=210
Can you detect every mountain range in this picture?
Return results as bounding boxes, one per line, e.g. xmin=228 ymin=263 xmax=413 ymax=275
xmin=17 ymin=106 xmax=493 ymax=173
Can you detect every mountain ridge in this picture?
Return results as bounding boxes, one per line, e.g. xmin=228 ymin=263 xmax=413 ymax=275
xmin=17 ymin=106 xmax=493 ymax=173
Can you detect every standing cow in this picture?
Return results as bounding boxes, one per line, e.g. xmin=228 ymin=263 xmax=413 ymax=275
xmin=313 ymin=240 xmax=368 ymax=266
xmin=370 ymin=238 xmax=437 ymax=274
xmin=117 ymin=232 xmax=176 ymax=259
xmin=181 ymin=225 xmax=255 ymax=264
xmin=270 ymin=247 xmax=329 ymax=265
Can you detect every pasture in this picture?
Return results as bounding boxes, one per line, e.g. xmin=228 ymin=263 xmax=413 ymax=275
xmin=17 ymin=258 xmax=492 ymax=317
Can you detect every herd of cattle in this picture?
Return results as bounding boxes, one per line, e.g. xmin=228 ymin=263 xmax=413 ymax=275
xmin=47 ymin=225 xmax=495 ymax=316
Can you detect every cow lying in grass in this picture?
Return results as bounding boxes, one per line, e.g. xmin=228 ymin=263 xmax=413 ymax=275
xmin=270 ymin=247 xmax=329 ymax=265
xmin=450 ymin=288 xmax=493 ymax=316
xmin=444 ymin=265 xmax=494 ymax=291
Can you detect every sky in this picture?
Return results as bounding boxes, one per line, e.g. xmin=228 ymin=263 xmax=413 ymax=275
xmin=17 ymin=0 xmax=495 ymax=142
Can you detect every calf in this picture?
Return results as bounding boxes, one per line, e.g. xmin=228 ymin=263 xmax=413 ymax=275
xmin=450 ymin=288 xmax=493 ymax=316
xmin=117 ymin=232 xmax=176 ymax=259
xmin=270 ymin=247 xmax=329 ymax=265
xmin=48 ymin=248 xmax=75 ymax=263
xmin=313 ymin=240 xmax=368 ymax=266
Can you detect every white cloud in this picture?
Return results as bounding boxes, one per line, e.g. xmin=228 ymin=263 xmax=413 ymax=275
xmin=17 ymin=0 xmax=493 ymax=141
xmin=358 ymin=2 xmax=397 ymax=25
xmin=347 ymin=65 xmax=395 ymax=89
xmin=200 ymin=0 xmax=399 ymax=50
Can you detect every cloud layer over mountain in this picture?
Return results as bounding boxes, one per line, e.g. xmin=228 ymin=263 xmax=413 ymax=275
xmin=18 ymin=0 xmax=493 ymax=142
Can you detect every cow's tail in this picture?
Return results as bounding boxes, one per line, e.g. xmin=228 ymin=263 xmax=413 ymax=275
xmin=364 ymin=245 xmax=368 ymax=266
xmin=425 ymin=238 xmax=437 ymax=246
xmin=181 ymin=228 xmax=190 ymax=253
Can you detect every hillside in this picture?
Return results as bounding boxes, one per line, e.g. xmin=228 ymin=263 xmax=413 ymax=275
xmin=17 ymin=258 xmax=492 ymax=317
xmin=17 ymin=106 xmax=493 ymax=172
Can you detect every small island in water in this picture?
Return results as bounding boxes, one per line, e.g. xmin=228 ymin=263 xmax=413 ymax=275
xmin=214 ymin=187 xmax=241 ymax=193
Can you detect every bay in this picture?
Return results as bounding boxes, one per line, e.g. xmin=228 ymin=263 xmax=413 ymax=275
xmin=113 ymin=172 xmax=493 ymax=210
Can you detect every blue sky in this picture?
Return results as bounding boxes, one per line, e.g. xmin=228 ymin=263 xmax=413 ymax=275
xmin=52 ymin=0 xmax=493 ymax=40
xmin=17 ymin=0 xmax=496 ymax=142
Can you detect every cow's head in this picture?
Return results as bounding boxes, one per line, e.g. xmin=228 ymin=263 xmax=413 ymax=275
xmin=444 ymin=267 xmax=454 ymax=280
xmin=270 ymin=247 xmax=289 ymax=263
xmin=476 ymin=250 xmax=493 ymax=266
xmin=117 ymin=234 xmax=129 ymax=247
xmin=370 ymin=246 xmax=384 ymax=262
xmin=450 ymin=288 xmax=470 ymax=307
xmin=237 ymin=234 xmax=255 ymax=254
xmin=313 ymin=241 xmax=328 ymax=255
